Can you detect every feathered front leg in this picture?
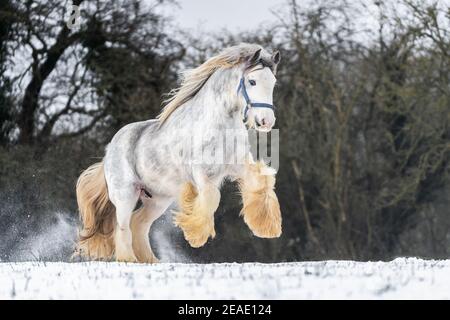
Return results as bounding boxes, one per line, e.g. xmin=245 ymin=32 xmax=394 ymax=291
xmin=174 ymin=182 xmax=220 ymax=248
xmin=238 ymin=161 xmax=282 ymax=238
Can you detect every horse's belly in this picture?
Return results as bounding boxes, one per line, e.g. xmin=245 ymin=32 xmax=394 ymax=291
xmin=139 ymin=169 xmax=183 ymax=198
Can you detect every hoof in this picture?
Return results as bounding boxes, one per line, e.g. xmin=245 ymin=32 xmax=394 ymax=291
xmin=174 ymin=211 xmax=215 ymax=248
xmin=115 ymin=250 xmax=139 ymax=263
xmin=116 ymin=256 xmax=139 ymax=263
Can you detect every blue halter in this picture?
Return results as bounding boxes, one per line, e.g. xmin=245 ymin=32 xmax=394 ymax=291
xmin=237 ymin=76 xmax=275 ymax=122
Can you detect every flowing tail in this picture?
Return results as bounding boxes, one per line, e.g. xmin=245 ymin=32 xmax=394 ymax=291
xmin=75 ymin=162 xmax=116 ymax=260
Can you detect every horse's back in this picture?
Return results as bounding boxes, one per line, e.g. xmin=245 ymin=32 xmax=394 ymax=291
xmin=106 ymin=119 xmax=157 ymax=157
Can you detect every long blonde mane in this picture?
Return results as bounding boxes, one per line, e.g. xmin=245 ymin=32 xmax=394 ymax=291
xmin=157 ymin=43 xmax=264 ymax=124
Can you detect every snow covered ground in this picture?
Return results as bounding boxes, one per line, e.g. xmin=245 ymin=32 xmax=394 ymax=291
xmin=0 ymin=258 xmax=449 ymax=299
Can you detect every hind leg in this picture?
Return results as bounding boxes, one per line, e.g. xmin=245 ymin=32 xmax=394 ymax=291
xmin=131 ymin=196 xmax=172 ymax=263
xmin=110 ymin=188 xmax=140 ymax=262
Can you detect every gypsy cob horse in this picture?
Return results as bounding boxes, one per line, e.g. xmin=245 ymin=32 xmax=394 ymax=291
xmin=76 ymin=43 xmax=282 ymax=262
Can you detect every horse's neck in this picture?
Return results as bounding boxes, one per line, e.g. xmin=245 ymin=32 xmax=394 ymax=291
xmin=160 ymin=67 xmax=245 ymax=134
xmin=188 ymin=68 xmax=243 ymax=129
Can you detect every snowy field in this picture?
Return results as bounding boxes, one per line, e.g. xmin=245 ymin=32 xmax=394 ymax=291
xmin=0 ymin=258 xmax=449 ymax=299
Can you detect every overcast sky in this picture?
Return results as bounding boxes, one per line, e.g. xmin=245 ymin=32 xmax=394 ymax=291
xmin=170 ymin=0 xmax=285 ymax=32
xmin=164 ymin=0 xmax=450 ymax=40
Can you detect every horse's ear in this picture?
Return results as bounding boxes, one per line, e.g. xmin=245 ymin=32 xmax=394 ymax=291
xmin=272 ymin=51 xmax=281 ymax=65
xmin=248 ymin=48 xmax=262 ymax=65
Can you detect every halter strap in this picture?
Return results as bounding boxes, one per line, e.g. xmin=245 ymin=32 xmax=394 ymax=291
xmin=237 ymin=76 xmax=275 ymax=121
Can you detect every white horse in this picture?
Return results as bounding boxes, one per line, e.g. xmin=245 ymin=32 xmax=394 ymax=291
xmin=75 ymin=43 xmax=282 ymax=262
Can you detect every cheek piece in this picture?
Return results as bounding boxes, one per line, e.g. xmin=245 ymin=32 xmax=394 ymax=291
xmin=237 ymin=76 xmax=275 ymax=122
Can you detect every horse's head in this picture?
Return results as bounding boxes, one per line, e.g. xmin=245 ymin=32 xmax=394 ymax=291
xmin=238 ymin=48 xmax=281 ymax=132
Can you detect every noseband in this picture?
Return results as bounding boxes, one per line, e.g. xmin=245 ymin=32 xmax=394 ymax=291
xmin=237 ymin=76 xmax=275 ymax=122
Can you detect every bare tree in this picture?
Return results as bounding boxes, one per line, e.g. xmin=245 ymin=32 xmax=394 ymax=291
xmin=2 ymin=0 xmax=184 ymax=148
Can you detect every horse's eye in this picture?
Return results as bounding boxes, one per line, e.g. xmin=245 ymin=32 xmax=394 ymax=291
xmin=249 ymin=79 xmax=256 ymax=86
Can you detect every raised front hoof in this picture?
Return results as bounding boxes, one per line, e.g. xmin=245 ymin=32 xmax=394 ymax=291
xmin=174 ymin=211 xmax=216 ymax=248
xmin=242 ymin=193 xmax=282 ymax=239
xmin=246 ymin=215 xmax=282 ymax=238
xmin=184 ymin=228 xmax=215 ymax=248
